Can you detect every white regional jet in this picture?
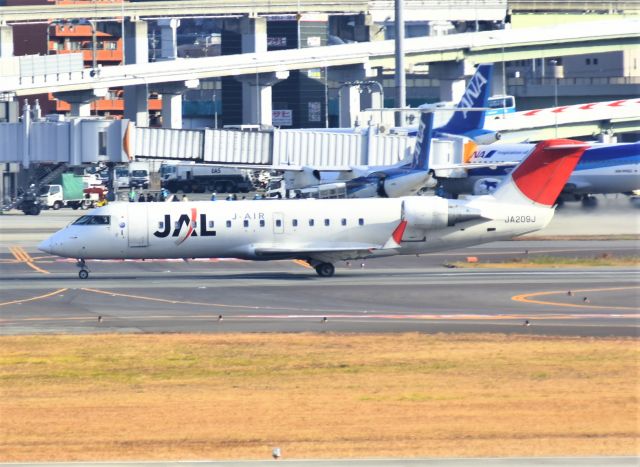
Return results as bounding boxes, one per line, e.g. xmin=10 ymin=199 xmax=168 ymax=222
xmin=39 ymin=137 xmax=588 ymax=278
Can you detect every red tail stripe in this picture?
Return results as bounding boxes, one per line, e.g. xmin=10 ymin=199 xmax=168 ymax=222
xmin=512 ymin=139 xmax=587 ymax=206
xmin=392 ymin=220 xmax=408 ymax=244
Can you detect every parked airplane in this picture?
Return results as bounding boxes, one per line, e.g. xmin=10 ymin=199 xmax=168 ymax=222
xmin=267 ymin=64 xmax=496 ymax=199
xmin=432 ymin=141 xmax=640 ymax=207
xmin=271 ymin=111 xmax=435 ymax=199
xmin=39 ymin=138 xmax=588 ymax=278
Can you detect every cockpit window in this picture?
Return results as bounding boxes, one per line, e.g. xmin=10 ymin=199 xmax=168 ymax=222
xmin=73 ymin=215 xmax=111 ymax=225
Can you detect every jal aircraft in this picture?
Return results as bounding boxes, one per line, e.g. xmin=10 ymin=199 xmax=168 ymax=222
xmin=40 ymin=124 xmax=588 ymax=278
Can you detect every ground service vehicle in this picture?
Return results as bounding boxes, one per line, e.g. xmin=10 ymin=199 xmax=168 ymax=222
xmin=129 ymin=162 xmax=150 ymax=189
xmin=160 ymin=163 xmax=253 ymax=194
xmin=38 ymin=173 xmax=101 ymax=210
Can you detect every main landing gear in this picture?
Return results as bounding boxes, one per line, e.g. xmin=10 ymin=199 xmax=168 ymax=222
xmin=314 ymin=262 xmax=335 ymax=277
xmin=76 ymin=259 xmax=89 ymax=279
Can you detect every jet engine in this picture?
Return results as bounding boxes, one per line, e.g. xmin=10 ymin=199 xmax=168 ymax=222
xmin=402 ymin=197 xmax=485 ymax=230
xmin=471 ymin=130 xmax=501 ymax=145
xmin=283 ymin=167 xmax=322 ymax=189
xmin=377 ymin=172 xmax=433 ymax=198
xmin=472 ymin=178 xmax=501 ymax=195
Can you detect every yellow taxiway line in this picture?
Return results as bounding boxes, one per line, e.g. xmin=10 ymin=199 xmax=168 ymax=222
xmin=9 ymin=246 xmax=50 ymax=274
xmin=0 ymin=288 xmax=68 ymax=308
xmin=512 ymin=286 xmax=640 ymax=310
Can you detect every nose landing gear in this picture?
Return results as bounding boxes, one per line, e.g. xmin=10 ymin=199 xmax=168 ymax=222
xmin=76 ymin=259 xmax=90 ymax=279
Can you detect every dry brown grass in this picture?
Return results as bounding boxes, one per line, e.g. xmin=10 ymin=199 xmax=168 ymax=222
xmin=0 ymin=333 xmax=638 ymax=461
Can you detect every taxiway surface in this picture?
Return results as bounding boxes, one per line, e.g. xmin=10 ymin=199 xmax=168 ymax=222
xmin=1 ymin=202 xmax=638 ymax=337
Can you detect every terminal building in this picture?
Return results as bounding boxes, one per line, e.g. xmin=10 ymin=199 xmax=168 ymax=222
xmin=0 ymin=0 xmax=638 ymax=202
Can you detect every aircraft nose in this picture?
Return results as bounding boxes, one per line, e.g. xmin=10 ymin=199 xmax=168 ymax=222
xmin=38 ymin=236 xmax=53 ymax=254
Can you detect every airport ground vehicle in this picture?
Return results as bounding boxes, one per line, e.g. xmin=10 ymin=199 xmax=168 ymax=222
xmin=38 ymin=173 xmax=103 ymax=210
xmin=115 ymin=166 xmax=130 ymax=189
xmin=39 ymin=138 xmax=588 ymax=279
xmin=129 ymin=162 xmax=150 ymax=189
xmin=160 ymin=162 xmax=253 ymax=194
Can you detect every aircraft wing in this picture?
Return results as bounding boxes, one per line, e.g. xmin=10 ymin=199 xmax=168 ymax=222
xmin=432 ymin=161 xmax=520 ymax=170
xmin=253 ymin=242 xmax=383 ymax=262
xmin=215 ymin=163 xmax=354 ymax=172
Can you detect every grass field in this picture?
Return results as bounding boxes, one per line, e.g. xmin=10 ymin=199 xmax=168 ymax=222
xmin=0 ymin=333 xmax=638 ymax=461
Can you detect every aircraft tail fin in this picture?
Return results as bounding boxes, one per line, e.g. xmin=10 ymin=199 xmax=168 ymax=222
xmin=437 ymin=64 xmax=493 ymax=135
xmin=492 ymin=139 xmax=589 ymax=206
xmin=407 ymin=110 xmax=434 ymax=170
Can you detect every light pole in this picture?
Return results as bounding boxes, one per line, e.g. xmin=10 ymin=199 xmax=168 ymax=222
xmin=550 ymin=59 xmax=564 ymax=137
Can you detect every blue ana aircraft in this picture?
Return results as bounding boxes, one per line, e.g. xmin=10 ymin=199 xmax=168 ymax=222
xmin=267 ymin=64 xmax=497 ymax=199
xmin=432 ymin=141 xmax=640 ymax=207
xmin=39 ymin=138 xmax=588 ymax=278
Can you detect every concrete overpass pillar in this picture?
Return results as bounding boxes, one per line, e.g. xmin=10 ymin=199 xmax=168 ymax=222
xmin=237 ymin=71 xmax=290 ymax=126
xmin=429 ymin=61 xmax=475 ymax=103
xmin=331 ymin=65 xmax=379 ymax=127
xmin=157 ymin=18 xmax=180 ymax=61
xmin=123 ymin=19 xmax=149 ymax=126
xmin=492 ymin=61 xmax=506 ymax=97
xmin=53 ymin=88 xmax=108 ymax=117
xmin=152 ymin=80 xmax=199 ymax=129
xmin=0 ymin=23 xmax=13 ymax=58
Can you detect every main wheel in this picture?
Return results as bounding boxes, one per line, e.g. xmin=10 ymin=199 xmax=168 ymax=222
xmin=79 ymin=269 xmax=89 ymax=280
xmin=315 ymin=262 xmax=335 ymax=277
xmin=581 ymin=196 xmax=598 ymax=208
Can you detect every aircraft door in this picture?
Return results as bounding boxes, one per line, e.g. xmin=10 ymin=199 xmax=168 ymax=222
xmin=273 ymin=212 xmax=285 ymax=234
xmin=128 ymin=204 xmax=149 ymax=247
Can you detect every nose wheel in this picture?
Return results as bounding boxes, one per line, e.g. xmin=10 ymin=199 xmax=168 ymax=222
xmin=314 ymin=262 xmax=335 ymax=277
xmin=76 ymin=259 xmax=90 ymax=280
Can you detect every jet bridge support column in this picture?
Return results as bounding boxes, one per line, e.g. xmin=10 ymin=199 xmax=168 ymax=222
xmin=123 ymin=19 xmax=150 ymax=127
xmin=237 ymin=72 xmax=289 ymax=126
xmin=53 ymin=88 xmax=108 ymax=117
xmin=429 ymin=61 xmax=475 ymax=103
xmin=152 ymin=80 xmax=200 ymax=129
xmin=0 ymin=22 xmax=13 ymax=58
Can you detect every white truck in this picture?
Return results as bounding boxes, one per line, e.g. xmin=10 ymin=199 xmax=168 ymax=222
xmin=38 ymin=173 xmax=104 ymax=210
xmin=160 ymin=162 xmax=253 ymax=194
xmin=129 ymin=161 xmax=150 ymax=189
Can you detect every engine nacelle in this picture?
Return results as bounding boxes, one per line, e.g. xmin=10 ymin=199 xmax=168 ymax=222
xmin=283 ymin=167 xmax=322 ymax=189
xmin=472 ymin=178 xmax=501 ymax=195
xmin=379 ymin=171 xmax=433 ymax=198
xmin=403 ymin=197 xmax=485 ymax=230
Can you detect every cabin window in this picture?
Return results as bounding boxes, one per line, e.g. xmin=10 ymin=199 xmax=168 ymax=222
xmin=191 ymin=221 xmax=197 ymax=228
xmin=309 ymin=219 xmax=315 ymax=227
xmin=175 ymin=221 xmax=180 ymax=229
xmin=226 ymin=220 xmax=231 ymax=228
xmin=359 ymin=218 xmax=365 ymax=226
xmin=341 ymin=218 xmax=347 ymax=226
xmin=260 ymin=219 xmax=265 ymax=227
xmin=324 ymin=219 xmax=330 ymax=226
xmin=487 ymin=227 xmax=496 ymax=232
xmin=158 ymin=221 xmax=164 ymax=230
xmin=243 ymin=220 xmax=249 ymax=228
xmin=292 ymin=219 xmax=298 ymax=227
xmin=275 ymin=219 xmax=282 ymax=228
xmin=208 ymin=221 xmax=215 ymax=228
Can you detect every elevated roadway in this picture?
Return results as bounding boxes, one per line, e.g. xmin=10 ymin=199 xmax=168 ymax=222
xmin=2 ymin=19 xmax=638 ymax=96
xmin=0 ymin=0 xmax=506 ymax=23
